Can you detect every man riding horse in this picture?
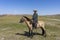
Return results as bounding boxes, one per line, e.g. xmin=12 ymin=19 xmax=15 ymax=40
xmin=20 ymin=10 xmax=46 ymax=37
xmin=32 ymin=10 xmax=38 ymax=28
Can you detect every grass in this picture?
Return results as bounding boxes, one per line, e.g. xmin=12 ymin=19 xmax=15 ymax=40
xmin=0 ymin=15 xmax=60 ymax=40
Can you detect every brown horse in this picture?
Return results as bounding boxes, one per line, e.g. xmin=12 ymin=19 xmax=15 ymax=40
xmin=19 ymin=16 xmax=46 ymax=37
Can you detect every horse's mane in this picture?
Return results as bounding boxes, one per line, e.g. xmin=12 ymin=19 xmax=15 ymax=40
xmin=23 ymin=16 xmax=31 ymax=21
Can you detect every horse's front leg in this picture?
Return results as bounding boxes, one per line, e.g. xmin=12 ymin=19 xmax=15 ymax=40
xmin=29 ymin=29 xmax=31 ymax=36
xmin=29 ymin=28 xmax=33 ymax=38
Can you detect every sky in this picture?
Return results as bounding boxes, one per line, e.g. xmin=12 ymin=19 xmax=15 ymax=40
xmin=0 ymin=0 xmax=60 ymax=15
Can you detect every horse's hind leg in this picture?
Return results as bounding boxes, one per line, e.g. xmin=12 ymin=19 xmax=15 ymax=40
xmin=40 ymin=27 xmax=46 ymax=37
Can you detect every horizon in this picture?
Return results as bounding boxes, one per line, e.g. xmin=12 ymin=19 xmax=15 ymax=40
xmin=0 ymin=0 xmax=60 ymax=15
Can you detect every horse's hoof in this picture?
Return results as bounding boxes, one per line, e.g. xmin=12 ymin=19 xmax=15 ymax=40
xmin=30 ymin=35 xmax=33 ymax=38
xmin=44 ymin=34 xmax=46 ymax=37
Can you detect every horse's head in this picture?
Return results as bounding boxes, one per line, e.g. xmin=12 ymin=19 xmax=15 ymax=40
xmin=19 ymin=16 xmax=32 ymax=24
xmin=19 ymin=16 xmax=25 ymax=23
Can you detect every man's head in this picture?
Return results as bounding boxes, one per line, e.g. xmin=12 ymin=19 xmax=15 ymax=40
xmin=33 ymin=10 xmax=37 ymax=13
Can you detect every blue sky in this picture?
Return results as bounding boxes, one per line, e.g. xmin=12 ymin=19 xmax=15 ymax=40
xmin=0 ymin=0 xmax=60 ymax=15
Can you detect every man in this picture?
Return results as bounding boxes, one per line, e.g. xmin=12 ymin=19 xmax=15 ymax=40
xmin=32 ymin=10 xmax=38 ymax=28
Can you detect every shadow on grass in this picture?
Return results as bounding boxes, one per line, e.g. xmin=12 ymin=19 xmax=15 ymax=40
xmin=15 ymin=31 xmax=42 ymax=38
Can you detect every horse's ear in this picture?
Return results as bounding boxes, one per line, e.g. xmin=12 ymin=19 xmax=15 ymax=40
xmin=23 ymin=16 xmax=24 ymax=17
xmin=23 ymin=16 xmax=25 ymax=17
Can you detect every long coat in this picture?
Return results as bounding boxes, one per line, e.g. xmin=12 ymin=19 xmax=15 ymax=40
xmin=32 ymin=13 xmax=38 ymax=23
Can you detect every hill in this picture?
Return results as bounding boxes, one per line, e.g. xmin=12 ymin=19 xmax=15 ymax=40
xmin=0 ymin=15 xmax=60 ymax=40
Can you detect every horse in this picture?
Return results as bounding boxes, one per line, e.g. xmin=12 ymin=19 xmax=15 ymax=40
xmin=19 ymin=16 xmax=46 ymax=37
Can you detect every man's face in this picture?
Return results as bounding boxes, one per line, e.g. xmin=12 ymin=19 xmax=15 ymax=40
xmin=34 ymin=11 xmax=37 ymax=13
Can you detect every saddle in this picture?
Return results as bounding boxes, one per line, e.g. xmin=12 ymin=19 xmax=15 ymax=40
xmin=29 ymin=19 xmax=37 ymax=29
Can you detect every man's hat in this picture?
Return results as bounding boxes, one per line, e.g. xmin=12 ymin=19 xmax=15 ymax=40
xmin=33 ymin=10 xmax=37 ymax=12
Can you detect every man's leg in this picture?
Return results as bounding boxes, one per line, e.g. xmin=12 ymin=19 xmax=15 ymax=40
xmin=34 ymin=23 xmax=37 ymax=28
xmin=32 ymin=21 xmax=37 ymax=28
xmin=32 ymin=22 xmax=35 ymax=28
xmin=32 ymin=22 xmax=34 ymax=28
xmin=33 ymin=22 xmax=37 ymax=28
